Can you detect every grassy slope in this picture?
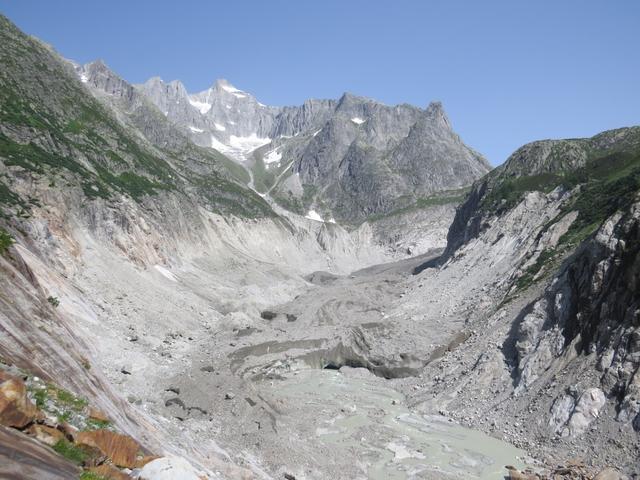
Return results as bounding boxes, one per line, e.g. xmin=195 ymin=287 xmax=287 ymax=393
xmin=475 ymin=127 xmax=640 ymax=291
xmin=0 ymin=14 xmax=273 ymax=220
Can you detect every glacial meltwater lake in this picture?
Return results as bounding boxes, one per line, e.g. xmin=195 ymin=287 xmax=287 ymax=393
xmin=271 ymin=369 xmax=524 ymax=479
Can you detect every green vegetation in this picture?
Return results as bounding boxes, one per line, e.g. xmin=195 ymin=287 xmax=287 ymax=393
xmin=250 ymin=156 xmax=278 ymax=193
xmin=272 ymin=183 xmax=318 ymax=216
xmin=53 ymin=385 xmax=88 ymax=410
xmin=366 ymin=188 xmax=470 ymax=223
xmin=47 ymin=296 xmax=60 ymax=307
xmin=516 ymin=249 xmax=557 ymax=290
xmin=84 ymin=418 xmax=112 ymax=431
xmin=0 ymin=16 xmax=276 ymax=219
xmin=558 ymin=155 xmax=640 ymax=247
xmin=79 ymin=473 xmax=109 ymax=480
xmin=192 ymin=172 xmax=275 ymax=218
xmin=481 ymin=172 xmax=562 ymax=213
xmin=52 ymin=439 xmax=88 ymax=464
xmin=0 ymin=227 xmax=13 ymax=254
xmin=495 ymin=148 xmax=640 ymax=292
xmin=483 ymin=142 xmax=640 ymax=216
xmin=213 ymin=151 xmax=251 ymax=184
xmin=29 ymin=381 xmax=89 ymax=424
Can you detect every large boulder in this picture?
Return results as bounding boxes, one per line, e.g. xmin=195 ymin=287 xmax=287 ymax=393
xmin=88 ymin=464 xmax=131 ymax=480
xmin=593 ymin=467 xmax=628 ymax=480
xmin=564 ymin=388 xmax=606 ymax=437
xmin=138 ymin=457 xmax=204 ymax=480
xmin=0 ymin=377 xmax=40 ymax=428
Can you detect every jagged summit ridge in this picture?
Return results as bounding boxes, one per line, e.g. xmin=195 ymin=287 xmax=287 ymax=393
xmin=74 ymin=59 xmax=490 ymax=222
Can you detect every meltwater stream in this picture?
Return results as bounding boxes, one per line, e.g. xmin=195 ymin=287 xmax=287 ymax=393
xmin=267 ymin=368 xmax=524 ymax=479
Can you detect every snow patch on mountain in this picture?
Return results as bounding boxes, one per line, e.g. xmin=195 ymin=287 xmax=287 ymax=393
xmin=189 ymin=126 xmax=204 ymax=133
xmin=229 ymin=133 xmax=271 ymax=152
xmin=351 ymin=117 xmax=366 ymax=125
xmin=305 ymin=210 xmax=324 ymax=222
xmin=214 ymin=123 xmax=226 ymax=132
xmin=220 ymin=83 xmax=242 ymax=94
xmin=188 ymin=98 xmax=212 ymax=114
xmin=264 ymin=149 xmax=282 ymax=165
xmin=210 ymin=135 xmax=231 ymax=153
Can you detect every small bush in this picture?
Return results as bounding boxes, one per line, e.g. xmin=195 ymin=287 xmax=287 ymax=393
xmin=47 ymin=296 xmax=60 ymax=307
xmin=0 ymin=228 xmax=13 ymax=254
xmin=52 ymin=439 xmax=87 ymax=464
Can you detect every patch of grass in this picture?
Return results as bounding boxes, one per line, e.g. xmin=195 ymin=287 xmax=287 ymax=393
xmin=250 ymin=156 xmax=278 ymax=193
xmin=52 ymin=386 xmax=88 ymax=410
xmin=192 ymin=173 xmax=275 ymax=218
xmin=64 ymin=119 xmax=83 ymax=134
xmin=367 ymin=188 xmax=469 ymax=223
xmin=32 ymin=387 xmax=48 ymax=409
xmin=481 ymin=172 xmax=564 ymax=214
xmin=0 ymin=179 xmax=24 ymax=207
xmin=112 ymin=171 xmax=165 ymax=199
xmin=52 ymin=439 xmax=87 ymax=465
xmin=0 ymin=228 xmax=13 ymax=254
xmin=516 ymin=249 xmax=558 ymax=291
xmin=558 ymin=163 xmax=640 ymax=247
xmin=79 ymin=473 xmax=109 ymax=480
xmin=84 ymin=418 xmax=111 ymax=431
xmin=509 ymin=151 xmax=640 ymax=292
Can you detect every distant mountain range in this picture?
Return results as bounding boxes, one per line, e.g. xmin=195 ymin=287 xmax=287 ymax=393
xmin=76 ymin=60 xmax=490 ymax=223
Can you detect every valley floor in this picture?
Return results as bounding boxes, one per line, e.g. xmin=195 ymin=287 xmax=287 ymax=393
xmin=73 ymin=246 xmax=532 ymax=479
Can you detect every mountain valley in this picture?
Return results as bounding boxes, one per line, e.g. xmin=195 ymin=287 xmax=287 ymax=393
xmin=0 ymin=12 xmax=638 ymax=480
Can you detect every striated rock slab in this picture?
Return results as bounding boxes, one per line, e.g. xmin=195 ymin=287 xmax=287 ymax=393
xmin=0 ymin=425 xmax=80 ymax=480
xmin=75 ymin=429 xmax=141 ymax=468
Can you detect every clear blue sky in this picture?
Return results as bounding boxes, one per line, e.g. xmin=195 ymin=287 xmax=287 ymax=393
xmin=2 ymin=0 xmax=639 ymax=165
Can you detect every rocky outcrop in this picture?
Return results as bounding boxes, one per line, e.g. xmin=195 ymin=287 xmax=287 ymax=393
xmin=0 ymin=425 xmax=81 ymax=479
xmin=406 ymin=126 xmax=640 ymax=474
xmin=435 ymin=127 xmax=640 ymax=266
xmin=0 ymin=376 xmax=40 ymax=428
xmin=511 ymin=201 xmax=640 ymax=431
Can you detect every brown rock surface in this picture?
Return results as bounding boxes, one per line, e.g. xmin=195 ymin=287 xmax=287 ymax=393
xmin=26 ymin=424 xmax=65 ymax=446
xmin=88 ymin=407 xmax=110 ymax=423
xmin=76 ymin=429 xmax=141 ymax=468
xmin=0 ymin=425 xmax=81 ymax=480
xmin=0 ymin=377 xmax=39 ymax=428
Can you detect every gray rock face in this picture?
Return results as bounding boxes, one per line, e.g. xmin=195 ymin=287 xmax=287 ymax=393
xmin=438 ymin=126 xmax=640 ymax=264
xmin=135 ymin=76 xmax=490 ymax=222
xmin=399 ymin=125 xmax=640 ymax=472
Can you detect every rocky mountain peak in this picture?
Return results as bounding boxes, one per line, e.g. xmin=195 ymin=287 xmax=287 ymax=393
xmin=77 ymin=59 xmax=135 ymax=100
xmin=336 ymin=91 xmax=377 ymax=110
xmin=424 ymin=101 xmax=451 ymax=130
